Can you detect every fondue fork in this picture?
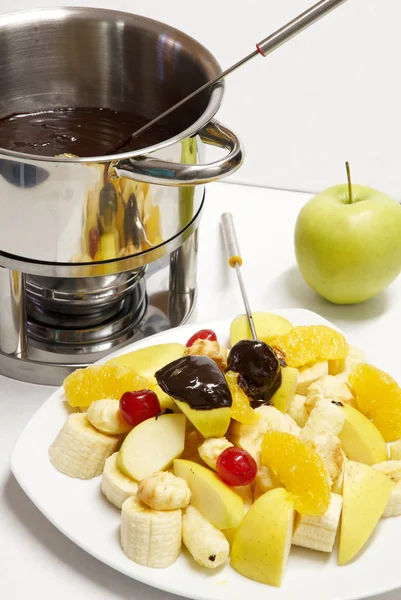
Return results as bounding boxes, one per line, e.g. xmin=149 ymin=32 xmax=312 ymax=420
xmin=110 ymin=0 xmax=349 ymax=153
xmin=220 ymin=212 xmax=257 ymax=341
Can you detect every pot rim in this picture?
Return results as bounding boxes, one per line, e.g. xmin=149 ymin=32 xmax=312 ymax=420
xmin=0 ymin=6 xmax=224 ymax=164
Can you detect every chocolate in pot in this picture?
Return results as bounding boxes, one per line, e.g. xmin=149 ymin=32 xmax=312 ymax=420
xmin=155 ymin=355 xmax=232 ymax=410
xmin=226 ymin=340 xmax=282 ymax=408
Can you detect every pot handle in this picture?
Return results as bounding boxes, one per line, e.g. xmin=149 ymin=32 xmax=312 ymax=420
xmin=110 ymin=119 xmax=244 ymax=186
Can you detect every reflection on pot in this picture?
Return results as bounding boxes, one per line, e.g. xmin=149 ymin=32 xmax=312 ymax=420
xmin=0 ymin=159 xmax=49 ymax=188
xmin=179 ymin=137 xmax=197 ymax=228
xmin=71 ymin=137 xmax=198 ymax=275
xmin=71 ymin=164 xmax=163 ymax=275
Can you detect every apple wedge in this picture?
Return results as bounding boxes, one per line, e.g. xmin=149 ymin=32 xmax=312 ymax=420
xmin=230 ymin=312 xmax=293 ymax=347
xmin=339 ymin=404 xmax=388 ymax=465
xmin=231 ymin=488 xmax=295 ymax=587
xmin=339 ymin=461 xmax=393 ymax=565
xmin=118 ymin=413 xmax=185 ymax=481
xmin=173 ymin=400 xmax=231 ymax=439
xmin=173 ymin=459 xmax=243 ymax=530
xmin=109 ymin=343 xmax=185 ymax=380
xmin=270 ymin=367 xmax=298 ymax=413
xmin=156 ymin=355 xmax=232 ymax=438
xmin=109 ymin=343 xmax=185 ymax=411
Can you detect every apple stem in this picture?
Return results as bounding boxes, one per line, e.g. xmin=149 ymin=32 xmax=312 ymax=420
xmin=346 ymin=162 xmax=353 ymax=204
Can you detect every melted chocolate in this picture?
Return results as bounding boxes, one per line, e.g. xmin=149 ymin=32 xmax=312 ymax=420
xmin=155 ymin=356 xmax=232 ymax=411
xmin=0 ymin=107 xmax=173 ymax=157
xmin=226 ymin=340 xmax=282 ymax=409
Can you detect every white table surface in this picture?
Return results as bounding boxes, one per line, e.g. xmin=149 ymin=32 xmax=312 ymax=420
xmin=1 ymin=181 xmax=400 ymax=600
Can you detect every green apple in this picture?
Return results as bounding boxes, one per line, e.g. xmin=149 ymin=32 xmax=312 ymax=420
xmin=109 ymin=343 xmax=185 ymax=411
xmin=339 ymin=460 xmax=392 ymax=565
xmin=117 ymin=413 xmax=185 ymax=480
xmin=295 ymin=184 xmax=401 ymax=304
xmin=270 ymin=366 xmax=298 ymax=412
xmin=339 ymin=404 xmax=388 ymax=465
xmin=173 ymin=459 xmax=244 ymax=529
xmin=231 ymin=488 xmax=295 ymax=587
xmin=230 ymin=312 xmax=293 ymax=347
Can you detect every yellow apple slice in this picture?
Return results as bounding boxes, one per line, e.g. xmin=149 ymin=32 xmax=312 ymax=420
xmin=109 ymin=343 xmax=185 ymax=379
xmin=339 ymin=461 xmax=393 ymax=565
xmin=230 ymin=312 xmax=293 ymax=347
xmin=339 ymin=404 xmax=388 ymax=465
xmin=231 ymin=488 xmax=295 ymax=587
xmin=271 ymin=367 xmax=298 ymax=413
xmin=173 ymin=459 xmax=244 ymax=529
xmin=109 ymin=343 xmax=185 ymax=411
xmin=117 ymin=414 xmax=185 ymax=480
xmin=174 ymin=399 xmax=231 ymax=439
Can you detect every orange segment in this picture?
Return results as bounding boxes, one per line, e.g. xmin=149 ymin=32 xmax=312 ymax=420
xmin=64 ymin=361 xmax=151 ymax=408
xmin=272 ymin=325 xmax=348 ymax=368
xmin=225 ymin=372 xmax=259 ymax=425
xmin=350 ymin=364 xmax=401 ymax=442
xmin=261 ymin=431 xmax=330 ymax=516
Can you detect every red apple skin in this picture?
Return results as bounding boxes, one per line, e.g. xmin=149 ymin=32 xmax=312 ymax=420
xmin=294 ymin=184 xmax=401 ymax=304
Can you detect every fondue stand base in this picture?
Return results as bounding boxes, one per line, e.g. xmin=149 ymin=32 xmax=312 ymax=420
xmin=0 ymin=234 xmax=198 ymax=387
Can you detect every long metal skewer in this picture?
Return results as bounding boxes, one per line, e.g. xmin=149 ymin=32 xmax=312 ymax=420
xmin=221 ymin=212 xmax=257 ymax=341
xmin=110 ymin=0 xmax=348 ymax=154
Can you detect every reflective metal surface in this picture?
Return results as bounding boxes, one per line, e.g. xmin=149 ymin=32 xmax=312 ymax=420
xmin=257 ymin=0 xmax=348 ymax=56
xmin=112 ymin=120 xmax=243 ymax=186
xmin=28 ymin=281 xmax=148 ymax=351
xmin=168 ymin=232 xmax=198 ymax=327
xmin=0 ymin=194 xmax=204 ymax=277
xmin=0 ymin=7 xmax=243 ymax=274
xmin=26 ymin=269 xmax=145 ymax=312
xmin=0 ymin=226 xmax=199 ymax=385
xmin=0 ymin=269 xmax=27 ymax=356
xmin=0 ymin=9 xmax=233 ymax=384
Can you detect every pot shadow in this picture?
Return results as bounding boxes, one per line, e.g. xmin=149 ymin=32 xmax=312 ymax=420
xmin=3 ymin=473 xmax=179 ymax=600
xmin=280 ymin=267 xmax=390 ymax=324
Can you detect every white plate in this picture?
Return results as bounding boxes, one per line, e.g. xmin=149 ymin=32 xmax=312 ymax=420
xmin=10 ymin=308 xmax=401 ymax=600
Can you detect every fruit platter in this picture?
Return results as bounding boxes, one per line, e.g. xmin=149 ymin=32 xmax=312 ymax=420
xmin=10 ymin=309 xmax=401 ymax=600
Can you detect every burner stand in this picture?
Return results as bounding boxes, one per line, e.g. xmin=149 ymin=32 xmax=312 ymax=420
xmin=0 ymin=232 xmax=198 ymax=386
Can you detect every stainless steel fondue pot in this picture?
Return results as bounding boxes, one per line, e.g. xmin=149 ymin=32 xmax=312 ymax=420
xmin=0 ymin=6 xmax=243 ymax=273
xmin=0 ymin=7 xmax=243 ymax=384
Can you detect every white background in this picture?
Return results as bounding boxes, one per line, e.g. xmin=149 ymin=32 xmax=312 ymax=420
xmin=2 ymin=0 xmax=401 ymax=197
xmin=2 ymin=2 xmax=401 ymax=600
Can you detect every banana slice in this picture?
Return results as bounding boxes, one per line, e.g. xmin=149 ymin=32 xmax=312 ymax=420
xmin=286 ymin=394 xmax=309 ymax=428
xmin=306 ymin=375 xmax=354 ymax=413
xmin=138 ymin=471 xmax=191 ymax=510
xmin=87 ymin=399 xmax=132 ymax=434
xmin=390 ymin=440 xmax=401 ymax=461
xmin=101 ymin=452 xmax=138 ymax=509
xmin=121 ymin=496 xmax=182 ymax=568
xmin=332 ymin=454 xmax=347 ymax=495
xmin=292 ymin=493 xmax=343 ymax=552
xmin=198 ymin=437 xmax=233 ymax=470
xmin=300 ymin=401 xmax=345 ymax=488
xmin=296 ymin=361 xmax=328 ymax=395
xmin=308 ymin=434 xmax=344 ymax=488
xmin=253 ymin=485 xmax=265 ymax=503
xmin=300 ymin=400 xmax=344 ymax=440
xmin=256 ymin=463 xmax=281 ymax=493
xmin=373 ymin=461 xmax=401 ymax=517
xmin=184 ymin=339 xmax=228 ymax=371
xmin=228 ymin=405 xmax=300 ymax=462
xmin=49 ymin=413 xmax=121 ymax=479
xmin=183 ymin=505 xmax=229 ymax=569
xmin=233 ymin=484 xmax=254 ymax=512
